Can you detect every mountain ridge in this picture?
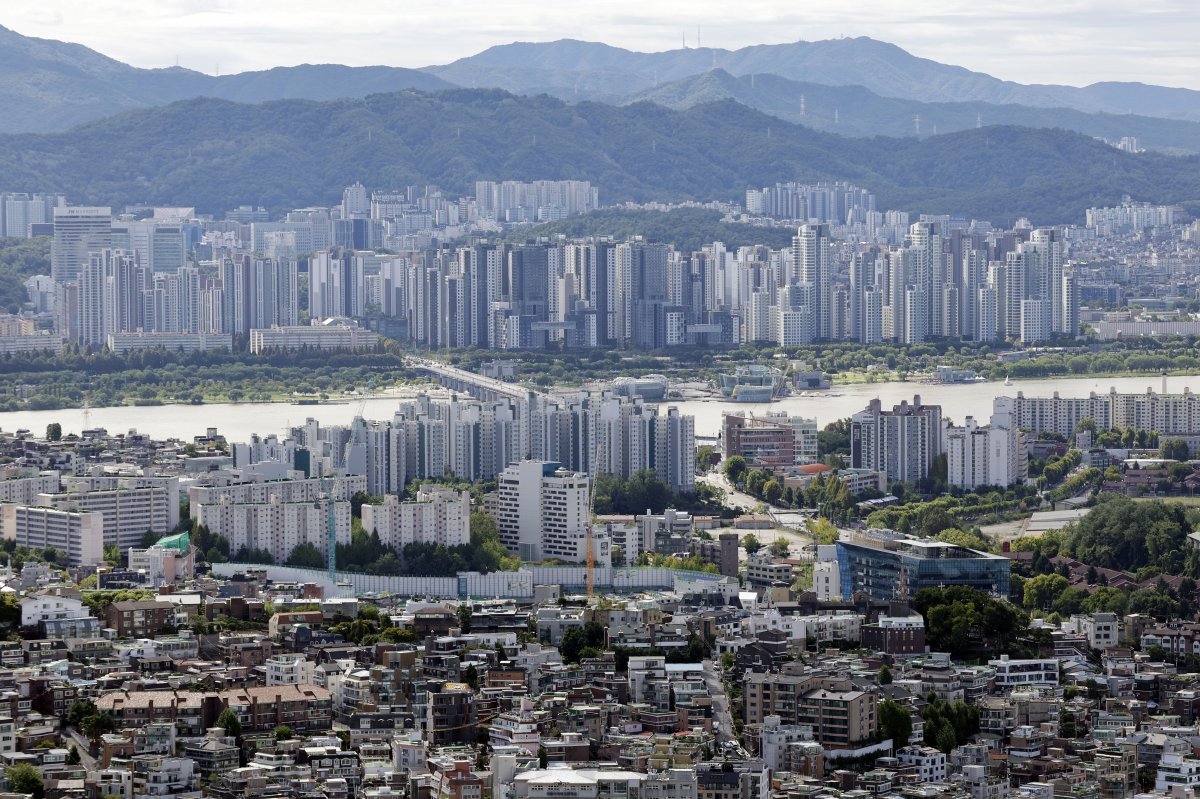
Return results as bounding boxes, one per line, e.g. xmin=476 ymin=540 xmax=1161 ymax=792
xmin=0 ymin=23 xmax=456 ymax=133
xmin=424 ymin=37 xmax=1200 ymax=120
xmin=625 ymin=69 xmax=1200 ymax=153
xmin=0 ymin=89 xmax=1196 ymax=226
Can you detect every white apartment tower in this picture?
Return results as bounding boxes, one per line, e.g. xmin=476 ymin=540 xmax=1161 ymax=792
xmin=793 ymin=223 xmax=832 ymax=340
xmin=496 ymin=461 xmax=589 ymax=563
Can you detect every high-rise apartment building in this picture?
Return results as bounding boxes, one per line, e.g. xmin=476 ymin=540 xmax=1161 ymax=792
xmin=360 ymin=486 xmax=471 ymax=551
xmin=496 ymin=461 xmax=589 ymax=562
xmin=945 ymin=412 xmax=1026 ymax=489
xmin=851 ymin=395 xmax=943 ymax=485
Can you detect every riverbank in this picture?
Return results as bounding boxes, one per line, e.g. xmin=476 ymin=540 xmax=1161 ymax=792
xmin=2 ymin=371 xmax=1196 ymax=444
xmin=6 ymin=363 xmax=1197 ymax=415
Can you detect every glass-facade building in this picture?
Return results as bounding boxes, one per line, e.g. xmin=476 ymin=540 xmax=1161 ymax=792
xmin=836 ymin=531 xmax=1010 ymax=601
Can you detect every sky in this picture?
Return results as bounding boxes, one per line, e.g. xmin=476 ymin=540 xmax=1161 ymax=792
xmin=6 ymin=0 xmax=1199 ymax=89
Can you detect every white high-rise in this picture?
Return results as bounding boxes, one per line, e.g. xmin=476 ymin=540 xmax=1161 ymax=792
xmin=793 ymin=223 xmax=832 ymax=340
xmin=52 ymin=207 xmax=112 ymax=284
xmin=496 ymin=461 xmax=589 ymax=563
xmin=945 ymin=413 xmax=1025 ymax=490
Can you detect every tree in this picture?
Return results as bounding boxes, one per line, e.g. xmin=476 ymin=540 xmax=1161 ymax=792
xmin=66 ymin=698 xmax=97 ymax=728
xmin=935 ymin=723 xmax=958 ymax=754
xmin=274 ymin=725 xmax=294 ymax=741
xmin=457 ymin=603 xmax=472 ymax=634
xmin=67 ymin=745 xmax=80 ymax=765
xmin=742 ymin=534 xmax=762 ymax=555
xmin=583 ymin=621 xmax=606 ymax=649
xmin=763 ymin=480 xmax=782 ymax=505
xmin=1023 ymin=574 xmax=1070 ymax=610
xmin=538 ymin=745 xmax=548 ymax=768
xmin=559 ymin=626 xmax=588 ymax=664
xmin=286 ymin=542 xmax=325 ymax=569
xmin=769 ymin=538 xmax=790 ymax=557
xmin=463 ymin=664 xmax=479 ymax=690
xmin=6 ymin=763 xmax=43 ymax=799
xmin=45 ymin=423 xmax=61 ymax=442
xmin=103 ymin=544 xmax=122 ymax=567
xmin=80 ymin=712 xmax=116 ymax=744
xmin=1161 ymin=439 xmax=1191 ymax=461
xmin=216 ymin=707 xmax=242 ymax=740
xmin=879 ymin=698 xmax=911 ymax=745
xmin=914 ymin=586 xmax=1031 ymax=660
xmin=723 ymin=455 xmax=747 ymax=486
xmin=696 ymin=445 xmax=719 ymax=473
xmin=809 ymin=517 xmax=840 ymax=545
xmin=878 ymin=665 xmax=893 ymax=685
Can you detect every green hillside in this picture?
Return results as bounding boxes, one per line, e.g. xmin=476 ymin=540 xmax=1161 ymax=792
xmin=0 ymin=90 xmax=1197 ymax=225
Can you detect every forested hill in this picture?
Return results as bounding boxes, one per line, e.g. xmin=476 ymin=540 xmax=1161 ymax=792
xmin=1 ymin=89 xmax=1198 ymax=224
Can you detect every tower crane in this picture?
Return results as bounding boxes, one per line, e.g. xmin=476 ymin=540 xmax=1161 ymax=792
xmin=320 ymin=474 xmax=338 ymax=584
xmin=585 ymin=415 xmax=609 ymax=598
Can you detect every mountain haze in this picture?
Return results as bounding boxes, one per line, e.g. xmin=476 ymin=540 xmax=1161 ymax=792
xmin=426 ymin=38 xmax=1200 ymax=121
xmin=0 ymin=24 xmax=455 ymax=133
xmin=3 ymin=21 xmax=1200 ymax=155
xmin=627 ymin=70 xmax=1200 ymax=153
xmin=0 ymin=89 xmax=1196 ymax=225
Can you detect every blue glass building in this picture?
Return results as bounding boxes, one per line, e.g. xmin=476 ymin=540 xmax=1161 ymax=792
xmin=836 ymin=530 xmax=1010 ymax=601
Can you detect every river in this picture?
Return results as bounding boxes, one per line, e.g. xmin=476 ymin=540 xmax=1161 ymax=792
xmin=0 ymin=374 xmax=1195 ymax=442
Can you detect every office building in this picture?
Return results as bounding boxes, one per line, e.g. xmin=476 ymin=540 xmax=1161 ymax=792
xmin=723 ymin=412 xmax=818 ymax=467
xmin=835 ymin=528 xmax=1011 ymax=601
xmin=52 ymin=207 xmax=112 ymax=284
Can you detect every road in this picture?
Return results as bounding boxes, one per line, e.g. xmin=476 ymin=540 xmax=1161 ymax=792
xmin=698 ymin=471 xmax=816 ymax=559
xmin=699 ymin=471 xmax=765 ymax=514
xmin=67 ymin=729 xmax=97 ymax=772
xmin=703 ymin=658 xmax=748 ymax=757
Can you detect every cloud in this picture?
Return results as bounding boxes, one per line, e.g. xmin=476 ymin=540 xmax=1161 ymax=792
xmin=2 ymin=0 xmax=1197 ymax=89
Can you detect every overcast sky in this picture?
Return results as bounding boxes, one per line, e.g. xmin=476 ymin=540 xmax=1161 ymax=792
xmin=6 ymin=0 xmax=1198 ymax=89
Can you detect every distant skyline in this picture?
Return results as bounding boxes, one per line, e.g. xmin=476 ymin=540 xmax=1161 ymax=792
xmin=5 ymin=0 xmax=1198 ymax=91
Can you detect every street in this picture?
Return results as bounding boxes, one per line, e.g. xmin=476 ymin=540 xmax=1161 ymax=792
xmin=697 ymin=471 xmax=816 ymax=559
xmin=702 ymin=658 xmax=748 ymax=758
xmin=67 ymin=729 xmax=97 ymax=772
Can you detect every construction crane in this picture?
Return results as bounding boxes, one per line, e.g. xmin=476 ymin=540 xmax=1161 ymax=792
xmin=320 ymin=474 xmax=338 ymax=583
xmin=585 ymin=417 xmax=609 ymax=598
xmin=355 ymin=376 xmax=376 ymax=420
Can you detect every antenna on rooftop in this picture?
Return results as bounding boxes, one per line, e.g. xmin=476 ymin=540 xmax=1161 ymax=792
xmin=800 ymin=95 xmax=806 ymax=116
xmin=834 ymin=108 xmax=839 ymax=124
xmin=914 ymin=114 xmax=921 ymax=136
xmin=976 ymin=112 xmax=982 ymax=129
